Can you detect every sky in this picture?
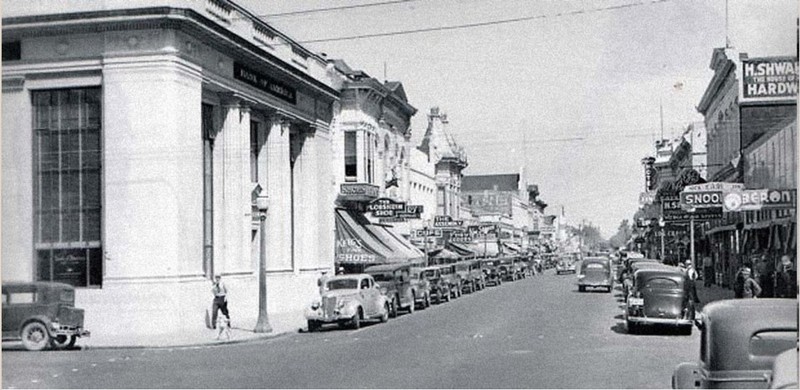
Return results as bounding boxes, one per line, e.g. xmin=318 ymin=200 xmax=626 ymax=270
xmin=239 ymin=0 xmax=797 ymax=238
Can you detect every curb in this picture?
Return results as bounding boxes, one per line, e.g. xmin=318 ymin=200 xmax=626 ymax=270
xmin=79 ymin=328 xmax=298 ymax=351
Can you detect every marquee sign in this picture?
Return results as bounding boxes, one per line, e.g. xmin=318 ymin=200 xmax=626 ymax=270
xmin=433 ymin=215 xmax=464 ymax=229
xmin=722 ymin=188 xmax=797 ymax=212
xmin=366 ymin=198 xmax=407 ymax=218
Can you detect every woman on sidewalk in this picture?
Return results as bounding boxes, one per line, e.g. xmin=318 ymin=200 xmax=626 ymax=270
xmin=740 ymin=268 xmax=762 ymax=299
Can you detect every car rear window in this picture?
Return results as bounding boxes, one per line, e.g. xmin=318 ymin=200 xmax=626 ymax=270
xmin=644 ymin=278 xmax=679 ymax=289
xmin=371 ymin=273 xmax=393 ymax=282
xmin=327 ymin=279 xmax=358 ymax=290
xmin=586 ymin=263 xmax=605 ymax=269
xmin=749 ymin=331 xmax=797 ymax=357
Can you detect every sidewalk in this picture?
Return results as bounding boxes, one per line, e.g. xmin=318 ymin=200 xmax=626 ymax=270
xmin=81 ymin=310 xmax=305 ymax=350
xmin=695 ymin=282 xmax=735 ymax=311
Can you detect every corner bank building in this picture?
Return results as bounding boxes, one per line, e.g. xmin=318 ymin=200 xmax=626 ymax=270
xmin=2 ymin=1 xmax=339 ymax=337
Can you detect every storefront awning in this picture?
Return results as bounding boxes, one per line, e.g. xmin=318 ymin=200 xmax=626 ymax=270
xmin=431 ymin=248 xmax=461 ymax=260
xmin=704 ymin=224 xmax=737 ymax=236
xmin=502 ymin=242 xmax=521 ymax=253
xmin=335 ymin=208 xmax=424 ymax=265
xmin=469 ymin=241 xmax=500 ymax=258
xmin=446 ymin=242 xmax=475 ymax=257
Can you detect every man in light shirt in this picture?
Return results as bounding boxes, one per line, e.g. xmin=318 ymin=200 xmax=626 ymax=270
xmin=211 ymin=275 xmax=230 ymax=329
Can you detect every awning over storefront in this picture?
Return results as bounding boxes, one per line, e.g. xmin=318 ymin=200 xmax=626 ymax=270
xmin=431 ymin=248 xmax=461 ymax=260
xmin=446 ymin=242 xmax=475 ymax=258
xmin=704 ymin=224 xmax=737 ymax=236
xmin=335 ymin=208 xmax=424 ymax=265
xmin=502 ymin=242 xmax=521 ymax=254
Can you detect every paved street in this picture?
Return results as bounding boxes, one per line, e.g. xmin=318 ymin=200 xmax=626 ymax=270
xmin=3 ymin=268 xmax=700 ymax=389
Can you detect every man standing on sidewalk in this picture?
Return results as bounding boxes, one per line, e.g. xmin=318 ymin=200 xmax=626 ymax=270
xmin=685 ymin=260 xmax=700 ymax=304
xmin=211 ymin=275 xmax=230 ymax=329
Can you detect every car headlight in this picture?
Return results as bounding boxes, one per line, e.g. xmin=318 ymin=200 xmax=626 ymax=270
xmin=311 ymin=301 xmax=320 ymax=310
xmin=337 ymin=300 xmax=347 ymax=309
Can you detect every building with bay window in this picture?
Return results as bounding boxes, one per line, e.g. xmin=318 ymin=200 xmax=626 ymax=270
xmin=2 ymin=0 xmax=339 ymax=341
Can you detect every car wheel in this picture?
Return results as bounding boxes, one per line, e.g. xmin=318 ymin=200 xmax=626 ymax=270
xmin=380 ymin=303 xmax=389 ymax=323
xmin=349 ymin=309 xmax=362 ymax=330
xmin=21 ymin=321 xmax=50 ymax=351
xmin=307 ymin=320 xmax=320 ymax=332
xmin=389 ymin=298 xmax=398 ymax=318
xmin=50 ymin=335 xmax=77 ymax=350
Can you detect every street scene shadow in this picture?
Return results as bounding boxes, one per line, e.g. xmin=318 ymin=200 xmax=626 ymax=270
xmin=2 ymin=342 xmax=83 ymax=352
xmin=300 ymin=320 xmax=383 ymax=334
xmin=610 ymin=322 xmax=692 ymax=336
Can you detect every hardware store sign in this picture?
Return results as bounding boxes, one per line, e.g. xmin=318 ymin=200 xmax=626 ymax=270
xmin=741 ymin=57 xmax=799 ymax=103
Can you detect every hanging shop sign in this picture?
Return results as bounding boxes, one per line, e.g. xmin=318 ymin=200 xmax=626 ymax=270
xmin=664 ymin=196 xmax=723 ymax=222
xmin=680 ymin=182 xmax=746 ymax=209
xmin=449 ymin=231 xmax=472 ymax=244
xmin=339 ymin=183 xmax=380 ymax=201
xmin=433 ymin=215 xmax=464 ymax=229
xmin=412 ymin=228 xmax=443 ymax=238
xmin=639 ymin=191 xmax=656 ymax=206
xmin=722 ymin=188 xmax=797 ymax=212
xmin=539 ymin=225 xmax=557 ymax=235
xmin=740 ymin=57 xmax=799 ymax=104
xmin=366 ymin=197 xmax=407 ymax=217
xmin=641 ymin=157 xmax=656 ymax=191
xmin=233 ymin=62 xmax=297 ymax=104
xmin=395 ymin=205 xmax=423 ymax=219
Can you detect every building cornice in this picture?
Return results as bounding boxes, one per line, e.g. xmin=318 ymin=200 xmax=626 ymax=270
xmin=2 ymin=7 xmax=340 ymax=101
xmin=697 ymin=55 xmax=736 ymax=115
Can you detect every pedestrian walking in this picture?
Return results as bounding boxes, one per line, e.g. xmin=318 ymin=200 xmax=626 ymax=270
xmin=741 ymin=268 xmax=762 ymax=299
xmin=211 ymin=275 xmax=230 ymax=329
xmin=702 ymin=255 xmax=713 ymax=287
xmin=684 ymin=260 xmax=700 ymax=304
xmin=775 ymin=255 xmax=797 ymax=298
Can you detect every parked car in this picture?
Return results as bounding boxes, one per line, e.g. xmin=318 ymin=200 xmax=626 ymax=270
xmin=365 ymin=263 xmax=416 ymax=317
xmin=481 ymin=259 xmax=503 ymax=287
xmin=498 ymin=258 xmax=518 ymax=281
xmin=409 ymin=267 xmax=432 ymax=309
xmin=577 ymin=257 xmax=613 ymax=292
xmin=672 ymin=298 xmax=798 ymax=389
xmin=513 ymin=258 xmax=530 ymax=279
xmin=622 ymin=261 xmax=674 ymax=299
xmin=454 ymin=262 xmax=475 ymax=294
xmin=467 ymin=260 xmax=487 ymax=291
xmin=305 ymin=274 xmax=390 ymax=331
xmin=437 ymin=264 xmax=463 ymax=298
xmin=625 ymin=267 xmax=695 ymax=335
xmin=420 ymin=266 xmax=451 ymax=304
xmin=2 ymin=281 xmax=91 ymax=351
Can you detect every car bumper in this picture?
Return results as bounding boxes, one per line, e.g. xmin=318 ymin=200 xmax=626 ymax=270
xmin=305 ymin=307 xmax=357 ymax=323
xmin=579 ymin=282 xmax=611 ymax=288
xmin=626 ymin=316 xmax=693 ymax=326
xmin=50 ymin=324 xmax=91 ymax=338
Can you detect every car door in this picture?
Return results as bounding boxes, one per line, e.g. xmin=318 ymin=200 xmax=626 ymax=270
xmin=359 ymin=277 xmax=375 ymax=315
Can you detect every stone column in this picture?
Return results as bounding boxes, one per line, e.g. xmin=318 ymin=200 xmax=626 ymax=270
xmin=266 ymin=114 xmax=293 ymax=271
xmin=218 ymin=97 xmax=251 ymax=274
xmin=292 ymin=125 xmax=317 ymax=273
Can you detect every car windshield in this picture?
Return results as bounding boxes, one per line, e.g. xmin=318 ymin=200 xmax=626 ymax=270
xmin=327 ymin=279 xmax=358 ymax=290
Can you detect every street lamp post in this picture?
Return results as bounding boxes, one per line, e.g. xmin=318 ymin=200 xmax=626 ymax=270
xmin=254 ymin=194 xmax=272 ymax=333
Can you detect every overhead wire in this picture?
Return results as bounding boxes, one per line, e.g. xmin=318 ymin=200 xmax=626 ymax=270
xmin=259 ymin=0 xmax=425 ymax=18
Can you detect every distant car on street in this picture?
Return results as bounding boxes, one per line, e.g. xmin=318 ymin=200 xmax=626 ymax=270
xmin=577 ymin=257 xmax=613 ymax=292
xmin=672 ymin=298 xmax=798 ymax=389
xmin=2 ymin=282 xmax=91 ymax=350
xmin=437 ymin=264 xmax=463 ymax=299
xmin=556 ymin=259 xmax=577 ymax=275
xmin=305 ymin=274 xmax=390 ymax=331
xmin=625 ymin=267 xmax=695 ymax=335
xmin=480 ymin=259 xmax=503 ymax=287
xmin=409 ymin=267 xmax=432 ymax=309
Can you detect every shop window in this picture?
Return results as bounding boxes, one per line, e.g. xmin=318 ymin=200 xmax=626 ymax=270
xmin=344 ymin=131 xmax=357 ymax=182
xmin=33 ymin=88 xmax=102 ymax=288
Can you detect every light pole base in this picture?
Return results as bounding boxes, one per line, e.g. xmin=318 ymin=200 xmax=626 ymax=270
xmin=254 ymin=315 xmax=272 ymax=333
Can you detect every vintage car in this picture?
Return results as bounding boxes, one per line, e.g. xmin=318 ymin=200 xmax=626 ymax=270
xmin=555 ymin=259 xmax=577 ymax=275
xmin=305 ymin=274 xmax=390 ymax=331
xmin=2 ymin=281 xmax=91 ymax=351
xmin=454 ymin=262 xmax=475 ymax=294
xmin=409 ymin=267 xmax=432 ymax=309
xmin=481 ymin=259 xmax=503 ymax=287
xmin=577 ymin=257 xmax=613 ymax=292
xmin=672 ymin=298 xmax=798 ymax=389
xmin=513 ymin=258 xmax=530 ymax=279
xmin=364 ymin=263 xmax=416 ymax=317
xmin=625 ymin=268 xmax=695 ymax=335
xmin=498 ymin=258 xmax=518 ymax=281
xmin=438 ymin=264 xmax=463 ymax=298
xmin=467 ymin=260 xmax=487 ymax=291
xmin=622 ymin=261 xmax=674 ymax=299
xmin=420 ymin=266 xmax=451 ymax=304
